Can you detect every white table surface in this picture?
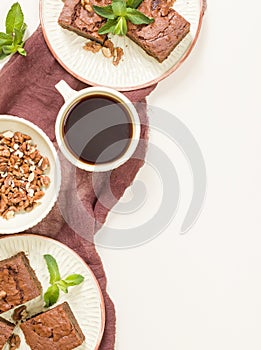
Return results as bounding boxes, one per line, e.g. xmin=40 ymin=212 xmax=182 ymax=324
xmin=1 ymin=1 xmax=261 ymax=349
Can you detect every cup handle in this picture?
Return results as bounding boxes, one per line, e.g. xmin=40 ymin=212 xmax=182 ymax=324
xmin=55 ymin=80 xmax=78 ymax=101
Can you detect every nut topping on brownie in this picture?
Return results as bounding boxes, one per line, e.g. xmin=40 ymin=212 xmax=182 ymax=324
xmin=58 ymin=0 xmax=190 ymax=63
xmin=58 ymin=0 xmax=109 ymax=44
xmin=21 ymin=302 xmax=85 ymax=350
xmin=127 ymin=0 xmax=190 ymax=62
xmin=0 ymin=252 xmax=42 ymax=317
xmin=0 ymin=317 xmax=15 ymax=349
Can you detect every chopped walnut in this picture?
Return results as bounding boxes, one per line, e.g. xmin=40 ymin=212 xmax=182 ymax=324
xmin=9 ymin=334 xmax=21 ymax=350
xmin=104 ymin=39 xmax=115 ymax=56
xmin=83 ymin=41 xmax=102 ymax=53
xmin=84 ymin=38 xmax=124 ymax=66
xmin=81 ymin=0 xmax=93 ymax=12
xmin=113 ymin=47 xmax=124 ymax=66
xmin=102 ymin=46 xmax=112 ymax=58
xmin=0 ymin=290 xmax=6 ymax=299
xmin=0 ymin=131 xmax=51 ymax=220
xmin=12 ymin=305 xmax=28 ymax=323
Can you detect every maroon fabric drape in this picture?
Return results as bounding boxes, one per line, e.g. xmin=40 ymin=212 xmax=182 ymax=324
xmin=0 ymin=26 xmax=156 ymax=349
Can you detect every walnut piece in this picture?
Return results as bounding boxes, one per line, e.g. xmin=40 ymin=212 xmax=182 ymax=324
xmin=113 ymin=47 xmax=124 ymax=66
xmin=83 ymin=41 xmax=102 ymax=53
xmin=0 ymin=290 xmax=6 ymax=299
xmin=0 ymin=131 xmax=51 ymax=220
xmin=9 ymin=334 xmax=21 ymax=350
xmin=84 ymin=38 xmax=124 ymax=66
xmin=102 ymin=47 xmax=112 ymax=58
xmin=81 ymin=0 xmax=93 ymax=11
xmin=12 ymin=305 xmax=28 ymax=323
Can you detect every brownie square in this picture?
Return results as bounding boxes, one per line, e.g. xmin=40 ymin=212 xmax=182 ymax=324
xmin=58 ymin=0 xmax=108 ymax=44
xmin=127 ymin=0 xmax=190 ymax=62
xmin=0 ymin=317 xmax=14 ymax=349
xmin=0 ymin=252 xmax=42 ymax=315
xmin=21 ymin=302 xmax=85 ymax=350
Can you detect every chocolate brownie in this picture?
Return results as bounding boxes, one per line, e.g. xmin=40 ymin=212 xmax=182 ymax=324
xmin=58 ymin=0 xmax=109 ymax=44
xmin=0 ymin=317 xmax=14 ymax=349
xmin=0 ymin=252 xmax=42 ymax=315
xmin=127 ymin=0 xmax=190 ymax=62
xmin=58 ymin=0 xmax=190 ymax=62
xmin=21 ymin=302 xmax=85 ymax=350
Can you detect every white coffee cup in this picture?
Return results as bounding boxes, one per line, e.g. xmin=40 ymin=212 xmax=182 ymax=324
xmin=55 ymin=80 xmax=140 ymax=172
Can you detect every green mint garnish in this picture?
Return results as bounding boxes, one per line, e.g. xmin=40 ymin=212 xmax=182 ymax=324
xmin=44 ymin=284 xmax=59 ymax=308
xmin=64 ymin=274 xmax=85 ymax=286
xmin=126 ymin=0 xmax=143 ymax=8
xmin=126 ymin=8 xmax=154 ymax=24
xmin=93 ymin=0 xmax=154 ymax=36
xmin=112 ymin=0 xmax=127 ymax=17
xmin=0 ymin=2 xmax=27 ymax=60
xmin=44 ymin=254 xmax=61 ymax=284
xmin=43 ymin=254 xmax=85 ymax=307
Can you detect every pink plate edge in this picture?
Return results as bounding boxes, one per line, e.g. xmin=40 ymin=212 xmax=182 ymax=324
xmin=0 ymin=233 xmax=106 ymax=350
xmin=39 ymin=0 xmax=206 ymax=91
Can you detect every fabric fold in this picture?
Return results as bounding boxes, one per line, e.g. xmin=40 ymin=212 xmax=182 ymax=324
xmin=0 ymin=26 xmax=156 ymax=350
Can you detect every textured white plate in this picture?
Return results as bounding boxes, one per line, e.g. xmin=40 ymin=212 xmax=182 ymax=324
xmin=0 ymin=115 xmax=61 ymax=234
xmin=0 ymin=234 xmax=105 ymax=350
xmin=40 ymin=0 xmax=203 ymax=90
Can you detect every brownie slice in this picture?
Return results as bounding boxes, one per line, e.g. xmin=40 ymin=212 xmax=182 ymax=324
xmin=58 ymin=0 xmax=190 ymax=62
xmin=21 ymin=302 xmax=85 ymax=350
xmin=127 ymin=0 xmax=190 ymax=62
xmin=58 ymin=0 xmax=108 ymax=44
xmin=0 ymin=252 xmax=42 ymax=315
xmin=0 ymin=317 xmax=14 ymax=350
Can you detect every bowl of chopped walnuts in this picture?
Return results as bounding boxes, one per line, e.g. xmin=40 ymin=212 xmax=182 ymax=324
xmin=0 ymin=115 xmax=61 ymax=234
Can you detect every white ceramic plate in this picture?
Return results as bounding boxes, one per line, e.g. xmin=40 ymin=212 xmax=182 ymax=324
xmin=0 ymin=115 xmax=61 ymax=234
xmin=0 ymin=234 xmax=105 ymax=350
xmin=40 ymin=0 xmax=205 ymax=91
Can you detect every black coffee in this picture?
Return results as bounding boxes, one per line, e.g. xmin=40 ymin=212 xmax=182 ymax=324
xmin=63 ymin=95 xmax=133 ymax=165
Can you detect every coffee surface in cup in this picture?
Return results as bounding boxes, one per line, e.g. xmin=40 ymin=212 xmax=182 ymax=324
xmin=63 ymin=95 xmax=133 ymax=165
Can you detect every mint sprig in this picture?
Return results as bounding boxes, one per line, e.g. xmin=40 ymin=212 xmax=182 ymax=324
xmin=126 ymin=0 xmax=143 ymax=9
xmin=0 ymin=2 xmax=27 ymax=60
xmin=44 ymin=285 xmax=59 ymax=307
xmin=43 ymin=254 xmax=85 ymax=307
xmin=93 ymin=0 xmax=154 ymax=36
xmin=44 ymin=254 xmax=61 ymax=284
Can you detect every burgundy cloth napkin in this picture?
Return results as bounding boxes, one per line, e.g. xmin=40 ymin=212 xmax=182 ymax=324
xmin=0 ymin=26 xmax=156 ymax=349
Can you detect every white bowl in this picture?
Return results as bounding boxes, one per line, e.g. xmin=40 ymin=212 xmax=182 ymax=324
xmin=0 ymin=115 xmax=61 ymax=234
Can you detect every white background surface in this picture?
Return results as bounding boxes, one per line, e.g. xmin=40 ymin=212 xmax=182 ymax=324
xmin=1 ymin=1 xmax=261 ymax=349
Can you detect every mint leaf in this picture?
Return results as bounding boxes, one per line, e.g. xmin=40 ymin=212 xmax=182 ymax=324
xmin=112 ymin=0 xmax=127 ymax=17
xmin=0 ymin=32 xmax=13 ymax=46
xmin=98 ymin=19 xmax=118 ymax=34
xmin=126 ymin=8 xmax=154 ymax=24
xmin=5 ymin=2 xmax=24 ymax=34
xmin=64 ymin=274 xmax=85 ymax=286
xmin=2 ymin=45 xmax=16 ymax=55
xmin=0 ymin=3 xmax=27 ymax=58
xmin=43 ymin=254 xmax=85 ymax=308
xmin=92 ymin=0 xmax=153 ymax=37
xmin=44 ymin=284 xmax=60 ymax=307
xmin=17 ymin=46 xmax=26 ymax=56
xmin=14 ymin=28 xmax=23 ymax=46
xmin=0 ymin=51 xmax=8 ymax=60
xmin=44 ymin=254 xmax=61 ymax=285
xmin=126 ymin=0 xmax=143 ymax=9
xmin=114 ymin=16 xmax=128 ymax=35
xmin=21 ymin=22 xmax=27 ymax=35
xmin=56 ymin=280 xmax=69 ymax=293
xmin=93 ymin=5 xmax=115 ymax=19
